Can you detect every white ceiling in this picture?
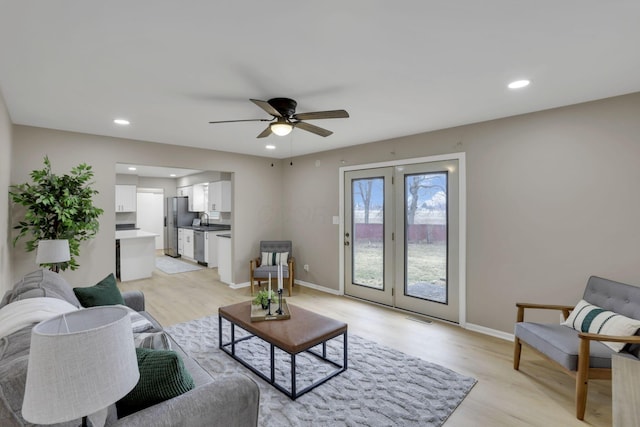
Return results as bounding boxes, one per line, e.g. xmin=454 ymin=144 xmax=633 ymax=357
xmin=1 ymin=1 xmax=639 ymax=159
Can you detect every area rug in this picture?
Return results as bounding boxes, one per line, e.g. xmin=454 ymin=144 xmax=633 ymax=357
xmin=166 ymin=314 xmax=476 ymax=427
xmin=155 ymin=256 xmax=203 ymax=274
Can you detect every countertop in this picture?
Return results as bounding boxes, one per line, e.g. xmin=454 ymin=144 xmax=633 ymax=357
xmin=115 ymin=230 xmax=159 ymax=240
xmin=179 ymin=225 xmax=231 ymax=232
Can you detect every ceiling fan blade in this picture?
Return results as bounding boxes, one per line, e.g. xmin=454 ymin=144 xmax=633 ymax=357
xmin=251 ymin=99 xmax=282 ymax=117
xmin=209 ymin=118 xmax=272 ymax=124
xmin=257 ymin=126 xmax=272 ymax=138
xmin=294 ymin=121 xmax=333 ymax=137
xmin=292 ymin=109 xmax=349 ymax=120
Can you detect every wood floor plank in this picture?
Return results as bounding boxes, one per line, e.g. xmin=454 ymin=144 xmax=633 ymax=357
xmin=118 ymin=262 xmax=613 ymax=426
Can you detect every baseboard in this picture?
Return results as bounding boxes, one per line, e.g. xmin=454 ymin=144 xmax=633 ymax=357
xmin=465 ymin=323 xmax=513 ymax=342
xmin=295 ymin=280 xmax=342 ymax=296
xmin=230 ymin=280 xmax=340 ymax=296
xmin=233 ymin=280 xmax=513 ymax=342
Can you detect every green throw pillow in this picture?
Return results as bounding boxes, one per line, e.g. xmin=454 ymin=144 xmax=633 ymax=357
xmin=117 ymin=347 xmax=195 ymax=418
xmin=73 ymin=273 xmax=125 ymax=307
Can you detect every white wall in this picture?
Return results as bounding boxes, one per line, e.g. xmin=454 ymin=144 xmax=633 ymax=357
xmin=0 ymin=89 xmax=12 ymax=294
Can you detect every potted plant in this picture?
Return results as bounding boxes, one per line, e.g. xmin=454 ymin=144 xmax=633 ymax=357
xmin=253 ymin=289 xmax=276 ymax=309
xmin=10 ymin=156 xmax=104 ymax=271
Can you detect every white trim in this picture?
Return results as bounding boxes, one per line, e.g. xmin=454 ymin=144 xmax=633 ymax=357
xmin=338 ymin=152 xmax=467 ymax=326
xmin=291 ymin=282 xmax=513 ymax=341
xmin=466 ymin=323 xmax=514 ymax=342
xmin=229 ymin=282 xmax=247 ymax=289
xmin=296 ymin=280 xmax=342 ymax=296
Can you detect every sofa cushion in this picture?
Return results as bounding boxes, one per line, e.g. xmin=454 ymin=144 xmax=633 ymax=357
xmin=515 ymin=322 xmax=615 ymax=370
xmin=0 ymin=269 xmax=81 ymax=309
xmin=0 ymin=355 xmax=29 ymax=427
xmin=73 ymin=273 xmax=125 ymax=307
xmin=562 ymin=299 xmax=640 ymax=351
xmin=261 ymin=251 xmax=288 ymax=266
xmin=116 ymin=347 xmax=195 ymax=418
xmin=134 ymin=332 xmax=172 ymax=350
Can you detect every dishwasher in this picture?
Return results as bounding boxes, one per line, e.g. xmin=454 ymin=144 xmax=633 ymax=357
xmin=194 ymin=231 xmax=206 ymax=265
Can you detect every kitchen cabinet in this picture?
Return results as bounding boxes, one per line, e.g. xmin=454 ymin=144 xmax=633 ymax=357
xmin=209 ymin=181 xmax=231 ymax=212
xmin=177 ymin=186 xmax=196 ymax=211
xmin=182 ymin=228 xmax=194 ymax=259
xmin=192 ymin=183 xmax=207 ymax=212
xmin=115 ymin=185 xmax=137 ymax=212
xmin=115 ymin=230 xmax=158 ymax=281
xmin=204 ymin=231 xmax=218 ymax=268
xmin=217 ymin=233 xmax=232 ymax=284
xmin=177 ymin=186 xmax=192 ymax=197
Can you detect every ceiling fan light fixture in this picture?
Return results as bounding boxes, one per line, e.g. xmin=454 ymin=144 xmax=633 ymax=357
xmin=270 ymin=121 xmax=293 ymax=136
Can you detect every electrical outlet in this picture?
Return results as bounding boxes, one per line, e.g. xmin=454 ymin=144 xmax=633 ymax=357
xmin=304 ymin=264 xmax=309 ymax=272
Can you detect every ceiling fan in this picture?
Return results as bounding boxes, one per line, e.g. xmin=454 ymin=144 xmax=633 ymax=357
xmin=208 ymin=98 xmax=349 ymax=138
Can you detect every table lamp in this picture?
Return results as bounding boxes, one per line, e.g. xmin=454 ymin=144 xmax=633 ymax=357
xmin=36 ymin=239 xmax=71 ymax=273
xmin=22 ymin=306 xmax=140 ymax=427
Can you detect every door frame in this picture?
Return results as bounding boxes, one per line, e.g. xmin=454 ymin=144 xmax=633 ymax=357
xmin=338 ymin=152 xmax=467 ymax=326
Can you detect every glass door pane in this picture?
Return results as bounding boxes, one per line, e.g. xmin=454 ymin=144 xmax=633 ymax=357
xmin=394 ymin=160 xmax=459 ymax=323
xmin=404 ymin=172 xmax=448 ymax=303
xmin=344 ymin=168 xmax=393 ymax=306
xmin=352 ymin=177 xmax=384 ymax=290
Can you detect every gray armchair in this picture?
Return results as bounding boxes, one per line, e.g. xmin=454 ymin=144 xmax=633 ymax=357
xmin=514 ymin=276 xmax=640 ymax=420
xmin=249 ymin=240 xmax=295 ymax=297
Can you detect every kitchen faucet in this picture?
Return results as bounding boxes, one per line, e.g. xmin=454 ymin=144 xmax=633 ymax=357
xmin=200 ymin=212 xmax=209 ymax=226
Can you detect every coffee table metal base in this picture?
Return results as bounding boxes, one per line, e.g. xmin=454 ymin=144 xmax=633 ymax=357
xmin=219 ymin=316 xmax=348 ymax=400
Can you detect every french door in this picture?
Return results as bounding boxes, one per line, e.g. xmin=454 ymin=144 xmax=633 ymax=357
xmin=344 ymin=159 xmax=461 ymax=323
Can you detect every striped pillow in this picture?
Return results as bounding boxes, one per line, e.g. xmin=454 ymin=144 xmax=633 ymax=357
xmin=562 ymin=299 xmax=640 ymax=352
xmin=261 ymin=251 xmax=289 ymax=266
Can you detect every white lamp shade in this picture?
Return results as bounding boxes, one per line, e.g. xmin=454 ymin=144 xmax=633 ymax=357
xmin=36 ymin=239 xmax=71 ymax=264
xmin=22 ymin=306 xmax=140 ymax=424
xmin=270 ymin=122 xmax=293 ymax=136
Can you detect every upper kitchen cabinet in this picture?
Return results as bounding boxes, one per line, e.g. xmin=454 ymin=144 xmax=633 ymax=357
xmin=209 ymin=181 xmax=231 ymax=212
xmin=115 ymin=185 xmax=136 ymax=212
xmin=177 ymin=186 xmax=195 ymax=211
xmin=192 ymin=183 xmax=207 ymax=212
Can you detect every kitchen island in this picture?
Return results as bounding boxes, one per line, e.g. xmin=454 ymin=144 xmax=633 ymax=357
xmin=116 ymin=230 xmax=159 ymax=281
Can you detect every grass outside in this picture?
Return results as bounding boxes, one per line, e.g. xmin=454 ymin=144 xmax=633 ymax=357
xmin=352 ymin=241 xmax=446 ymax=291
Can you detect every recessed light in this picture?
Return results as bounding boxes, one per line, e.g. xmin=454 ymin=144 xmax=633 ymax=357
xmin=169 ymin=174 xmax=176 ymax=177
xmin=508 ymin=80 xmax=530 ymax=89
xmin=114 ymin=119 xmax=130 ymax=125
xmin=128 ymin=167 xmax=136 ymax=171
xmin=265 ymin=144 xmax=276 ymax=150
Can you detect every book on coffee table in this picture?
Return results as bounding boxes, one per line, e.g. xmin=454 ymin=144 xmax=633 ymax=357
xmin=250 ymin=299 xmax=291 ymax=322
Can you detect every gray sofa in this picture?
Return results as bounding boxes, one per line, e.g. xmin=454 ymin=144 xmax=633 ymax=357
xmin=0 ymin=269 xmax=260 ymax=427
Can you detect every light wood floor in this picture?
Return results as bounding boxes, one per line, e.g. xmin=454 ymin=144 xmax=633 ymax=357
xmin=118 ymin=261 xmax=613 ymax=426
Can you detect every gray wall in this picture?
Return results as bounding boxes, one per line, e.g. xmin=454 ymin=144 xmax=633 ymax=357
xmin=10 ymin=126 xmax=284 ymax=288
xmin=283 ymin=92 xmax=640 ymax=333
xmin=0 ymin=89 xmax=11 ymax=291
xmin=6 ymin=92 xmax=640 ymax=334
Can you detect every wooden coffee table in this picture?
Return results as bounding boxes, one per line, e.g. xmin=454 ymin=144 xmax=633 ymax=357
xmin=218 ymin=301 xmax=348 ymax=400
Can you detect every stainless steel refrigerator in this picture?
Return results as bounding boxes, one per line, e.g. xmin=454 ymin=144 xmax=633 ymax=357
xmin=164 ymin=196 xmax=197 ymax=257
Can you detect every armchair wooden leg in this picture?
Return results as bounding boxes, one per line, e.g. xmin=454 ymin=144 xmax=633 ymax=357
xmin=513 ymin=337 xmax=522 ymax=370
xmin=576 ymin=338 xmax=590 ymax=420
